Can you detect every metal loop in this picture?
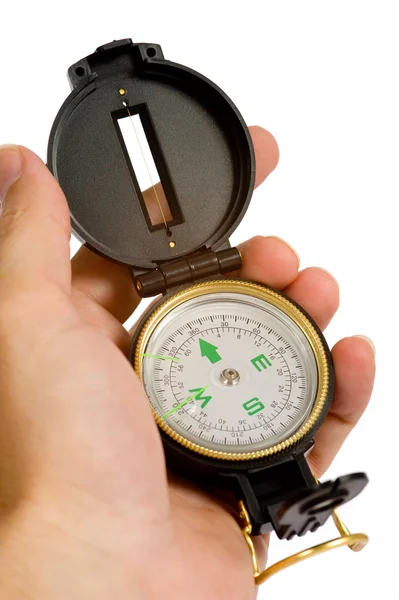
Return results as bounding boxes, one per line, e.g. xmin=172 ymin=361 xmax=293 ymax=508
xmin=237 ymin=499 xmax=369 ymax=585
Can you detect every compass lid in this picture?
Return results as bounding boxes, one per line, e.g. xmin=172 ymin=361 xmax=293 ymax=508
xmin=47 ymin=39 xmax=255 ymax=270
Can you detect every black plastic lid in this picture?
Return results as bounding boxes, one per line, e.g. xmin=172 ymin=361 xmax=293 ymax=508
xmin=47 ymin=39 xmax=255 ymax=269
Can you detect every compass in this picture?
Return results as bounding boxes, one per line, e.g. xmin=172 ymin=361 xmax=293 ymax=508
xmin=134 ymin=282 xmax=326 ymax=459
xmin=48 ymin=38 xmax=368 ymax=584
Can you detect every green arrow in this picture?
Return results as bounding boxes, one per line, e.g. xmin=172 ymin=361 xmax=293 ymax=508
xmin=199 ymin=338 xmax=222 ymax=364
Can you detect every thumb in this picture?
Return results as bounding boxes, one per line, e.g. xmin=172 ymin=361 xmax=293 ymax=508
xmin=0 ymin=145 xmax=71 ymax=293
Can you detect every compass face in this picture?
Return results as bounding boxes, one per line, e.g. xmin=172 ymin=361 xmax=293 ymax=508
xmin=134 ymin=282 xmax=330 ymax=458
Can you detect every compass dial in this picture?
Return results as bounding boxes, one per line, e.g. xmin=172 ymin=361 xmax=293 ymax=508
xmin=134 ymin=282 xmax=330 ymax=458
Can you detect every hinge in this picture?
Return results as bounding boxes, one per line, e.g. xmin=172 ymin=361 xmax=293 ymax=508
xmin=132 ymin=247 xmax=242 ymax=297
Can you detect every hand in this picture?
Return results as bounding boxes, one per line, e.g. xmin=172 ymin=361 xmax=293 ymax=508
xmin=0 ymin=135 xmax=375 ymax=600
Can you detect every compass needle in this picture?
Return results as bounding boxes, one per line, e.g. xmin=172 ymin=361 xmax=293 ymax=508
xmin=141 ymin=354 xmax=180 ymax=362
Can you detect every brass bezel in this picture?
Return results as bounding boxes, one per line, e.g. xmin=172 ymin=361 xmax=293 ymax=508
xmin=134 ymin=280 xmax=330 ymax=461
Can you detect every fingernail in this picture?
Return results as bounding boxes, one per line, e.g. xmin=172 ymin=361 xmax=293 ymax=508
xmin=354 ymin=335 xmax=376 ymax=356
xmin=269 ymin=236 xmax=300 ymax=268
xmin=0 ymin=144 xmax=23 ymax=213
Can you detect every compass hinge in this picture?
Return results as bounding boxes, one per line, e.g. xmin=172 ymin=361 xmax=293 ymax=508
xmin=132 ymin=247 xmax=242 ymax=297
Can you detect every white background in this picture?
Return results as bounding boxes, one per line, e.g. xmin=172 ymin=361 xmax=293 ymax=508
xmin=0 ymin=1 xmax=396 ymax=598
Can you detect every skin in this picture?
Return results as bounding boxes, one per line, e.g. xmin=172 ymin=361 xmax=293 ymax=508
xmin=0 ymin=129 xmax=375 ymax=600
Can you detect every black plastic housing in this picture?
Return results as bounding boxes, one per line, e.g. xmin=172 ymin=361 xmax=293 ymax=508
xmin=47 ymin=39 xmax=255 ymax=270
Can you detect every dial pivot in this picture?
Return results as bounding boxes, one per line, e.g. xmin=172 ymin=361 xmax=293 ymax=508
xmin=220 ymin=368 xmax=241 ymax=386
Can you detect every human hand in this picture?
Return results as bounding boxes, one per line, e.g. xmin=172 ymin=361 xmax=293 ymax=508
xmin=0 ymin=134 xmax=375 ymax=600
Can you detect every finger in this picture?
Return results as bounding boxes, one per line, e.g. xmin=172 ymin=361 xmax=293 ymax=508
xmin=250 ymin=125 xmax=280 ymax=187
xmin=235 ymin=235 xmax=300 ymax=289
xmin=282 ymin=267 xmax=340 ymax=331
xmin=0 ymin=145 xmax=71 ymax=293
xmin=70 ymin=126 xmax=280 ymax=321
xmin=308 ymin=336 xmax=376 ymax=477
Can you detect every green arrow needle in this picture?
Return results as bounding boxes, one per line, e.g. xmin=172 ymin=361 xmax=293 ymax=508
xmin=199 ymin=338 xmax=222 ymax=364
xmin=162 ymin=386 xmax=209 ymax=419
xmin=141 ymin=354 xmax=180 ymax=362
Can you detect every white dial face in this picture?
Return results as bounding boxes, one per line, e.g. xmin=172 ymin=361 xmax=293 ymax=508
xmin=140 ymin=292 xmax=318 ymax=454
